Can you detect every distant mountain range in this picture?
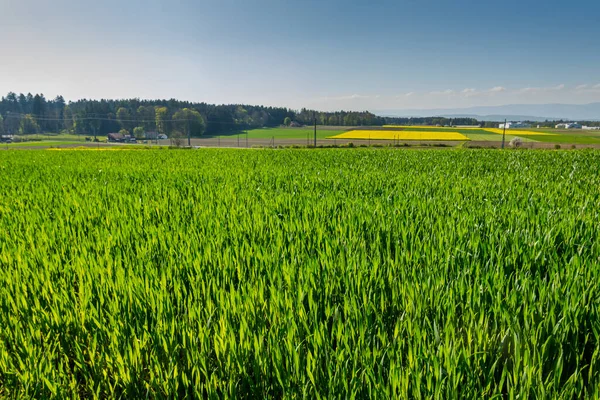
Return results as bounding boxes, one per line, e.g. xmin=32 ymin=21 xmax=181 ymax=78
xmin=374 ymin=103 xmax=600 ymax=122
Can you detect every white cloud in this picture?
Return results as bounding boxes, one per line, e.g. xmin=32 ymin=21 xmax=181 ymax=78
xmin=324 ymin=93 xmax=380 ymax=101
xmin=518 ymin=84 xmax=565 ymax=94
xmin=519 ymin=87 xmax=537 ymax=93
xmin=430 ymin=89 xmax=454 ymax=95
xmin=572 ymin=83 xmax=600 ymax=94
xmin=405 ymin=92 xmax=414 ymax=97
xmin=489 ymin=86 xmax=506 ymax=93
xmin=460 ymin=88 xmax=479 ymax=97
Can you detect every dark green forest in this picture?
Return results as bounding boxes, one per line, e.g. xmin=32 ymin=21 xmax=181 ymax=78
xmin=0 ymin=92 xmax=393 ymax=137
xmin=0 ymin=92 xmax=489 ymax=137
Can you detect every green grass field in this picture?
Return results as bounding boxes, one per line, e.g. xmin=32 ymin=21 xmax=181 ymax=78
xmin=462 ymin=132 xmax=537 ymax=142
xmin=10 ymin=127 xmax=600 ymax=146
xmin=519 ymin=134 xmax=600 ymax=144
xmin=1 ymin=149 xmax=599 ymax=398
xmin=4 ymin=140 xmax=86 ymax=147
xmin=210 ymin=127 xmax=534 ymax=143
xmin=208 ymin=127 xmax=347 ymax=140
xmin=15 ymin=134 xmax=108 ymax=142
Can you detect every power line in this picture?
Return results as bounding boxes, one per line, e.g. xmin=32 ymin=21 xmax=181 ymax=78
xmin=4 ymin=113 xmax=188 ymax=123
xmin=3 ymin=112 xmax=250 ymax=125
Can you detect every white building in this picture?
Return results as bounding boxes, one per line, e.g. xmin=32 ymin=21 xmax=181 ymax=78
xmin=499 ymin=122 xmax=531 ymax=129
xmin=556 ymin=122 xmax=583 ymax=129
xmin=582 ymin=126 xmax=600 ymax=130
xmin=565 ymin=123 xmax=582 ymax=129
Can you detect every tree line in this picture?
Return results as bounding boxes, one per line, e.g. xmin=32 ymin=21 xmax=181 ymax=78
xmin=0 ymin=92 xmax=394 ymax=137
xmin=5 ymin=92 xmax=597 ymax=137
xmin=384 ymin=116 xmax=480 ymax=126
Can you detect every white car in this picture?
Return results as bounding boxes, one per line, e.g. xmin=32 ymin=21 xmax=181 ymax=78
xmin=158 ymin=134 xmax=168 ymax=140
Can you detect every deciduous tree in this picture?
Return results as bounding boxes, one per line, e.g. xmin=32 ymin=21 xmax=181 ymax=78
xmin=116 ymin=107 xmax=131 ymax=132
xmin=173 ymin=108 xmax=205 ymax=137
xmin=19 ymin=114 xmax=40 ymax=134
xmin=133 ymin=126 xmax=145 ymax=138
xmin=155 ymin=107 xmax=168 ymax=136
xmin=137 ymin=106 xmax=156 ymax=132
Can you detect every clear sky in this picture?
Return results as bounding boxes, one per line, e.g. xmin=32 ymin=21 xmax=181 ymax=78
xmin=1 ymin=0 xmax=599 ymax=111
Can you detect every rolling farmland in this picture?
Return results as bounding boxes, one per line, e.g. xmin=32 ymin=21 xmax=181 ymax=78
xmin=337 ymin=125 xmax=600 ymax=146
xmin=5 ymin=125 xmax=600 ymax=149
xmin=206 ymin=127 xmax=346 ymax=140
xmin=328 ymin=130 xmax=470 ymax=141
xmin=1 ymin=149 xmax=600 ymax=398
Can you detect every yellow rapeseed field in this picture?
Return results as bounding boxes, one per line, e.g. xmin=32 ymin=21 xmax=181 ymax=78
xmin=482 ymin=128 xmax=556 ymax=136
xmin=329 ymin=130 xmax=470 ymax=141
xmin=382 ymin=125 xmax=482 ymax=130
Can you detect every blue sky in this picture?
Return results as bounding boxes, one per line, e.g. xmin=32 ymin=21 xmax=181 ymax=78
xmin=1 ymin=0 xmax=599 ymax=111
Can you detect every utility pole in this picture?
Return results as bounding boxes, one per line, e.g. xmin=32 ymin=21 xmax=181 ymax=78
xmin=187 ymin=117 xmax=191 ymax=147
xmin=313 ymin=111 xmax=317 ymax=147
xmin=501 ymin=119 xmax=507 ymax=149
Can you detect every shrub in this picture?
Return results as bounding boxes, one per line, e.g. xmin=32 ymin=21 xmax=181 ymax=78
xmin=509 ymin=137 xmax=523 ymax=148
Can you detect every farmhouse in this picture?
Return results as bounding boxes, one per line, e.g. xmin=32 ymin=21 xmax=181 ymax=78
xmin=108 ymin=133 xmax=137 ymax=143
xmin=107 ymin=133 xmax=124 ymax=142
xmin=498 ymin=122 xmax=531 ymax=129
xmin=147 ymin=132 xmax=169 ymax=140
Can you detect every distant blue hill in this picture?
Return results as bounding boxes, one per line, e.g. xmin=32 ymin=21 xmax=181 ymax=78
xmin=375 ymin=103 xmax=600 ymax=122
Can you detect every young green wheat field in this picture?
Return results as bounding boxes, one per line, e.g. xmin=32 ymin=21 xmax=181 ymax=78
xmin=0 ymin=149 xmax=599 ymax=398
